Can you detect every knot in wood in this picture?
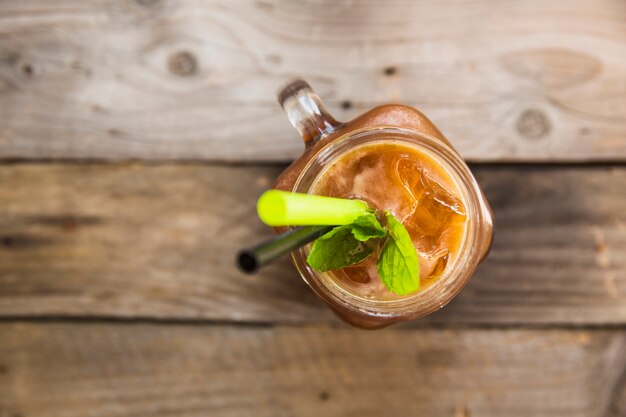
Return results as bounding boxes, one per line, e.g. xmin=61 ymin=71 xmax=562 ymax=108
xmin=516 ymin=108 xmax=551 ymax=139
xmin=168 ymin=51 xmax=197 ymax=77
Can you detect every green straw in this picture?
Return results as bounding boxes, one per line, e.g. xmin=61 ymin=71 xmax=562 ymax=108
xmin=236 ymin=190 xmax=370 ymax=273
xmin=237 ymin=226 xmax=332 ymax=273
xmin=257 ymin=190 xmax=368 ymax=226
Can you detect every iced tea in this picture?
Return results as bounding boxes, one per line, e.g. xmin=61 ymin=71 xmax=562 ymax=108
xmin=311 ymin=141 xmax=467 ymax=300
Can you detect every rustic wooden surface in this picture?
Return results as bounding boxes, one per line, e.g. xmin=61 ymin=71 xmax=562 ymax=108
xmin=1 ymin=0 xmax=625 ymax=162
xmin=0 ymin=164 xmax=624 ymax=325
xmin=0 ymin=323 xmax=624 ymax=417
xmin=1 ymin=0 xmax=626 ymax=416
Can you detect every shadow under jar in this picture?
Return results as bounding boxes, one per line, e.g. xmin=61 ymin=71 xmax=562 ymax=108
xmin=274 ymin=80 xmax=493 ymax=329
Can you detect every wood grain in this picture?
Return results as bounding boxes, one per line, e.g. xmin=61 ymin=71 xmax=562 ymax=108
xmin=1 ymin=164 xmax=624 ymax=325
xmin=0 ymin=323 xmax=623 ymax=417
xmin=0 ymin=0 xmax=625 ymax=162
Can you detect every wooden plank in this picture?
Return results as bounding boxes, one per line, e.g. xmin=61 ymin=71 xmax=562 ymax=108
xmin=0 ymin=323 xmax=623 ymax=417
xmin=0 ymin=0 xmax=625 ymax=162
xmin=1 ymin=164 xmax=624 ymax=325
xmin=606 ymin=368 xmax=626 ymax=417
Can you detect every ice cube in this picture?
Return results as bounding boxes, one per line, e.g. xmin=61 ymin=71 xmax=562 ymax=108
xmin=421 ymin=171 xmax=466 ymax=216
xmin=392 ymin=156 xmax=425 ymax=221
xmin=418 ymin=249 xmax=450 ymax=281
xmin=398 ymin=162 xmax=467 ymax=257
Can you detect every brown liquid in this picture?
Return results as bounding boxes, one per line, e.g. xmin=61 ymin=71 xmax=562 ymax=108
xmin=312 ymin=142 xmax=467 ymax=300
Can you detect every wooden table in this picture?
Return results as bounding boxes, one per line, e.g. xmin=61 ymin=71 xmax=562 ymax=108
xmin=1 ymin=1 xmax=625 ymax=416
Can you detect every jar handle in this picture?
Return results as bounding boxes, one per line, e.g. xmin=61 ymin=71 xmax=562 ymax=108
xmin=277 ymin=79 xmax=341 ymax=147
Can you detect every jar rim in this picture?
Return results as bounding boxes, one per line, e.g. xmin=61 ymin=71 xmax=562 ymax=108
xmin=290 ymin=126 xmax=488 ymax=320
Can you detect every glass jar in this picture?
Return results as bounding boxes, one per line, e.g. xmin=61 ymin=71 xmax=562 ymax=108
xmin=274 ymin=80 xmax=493 ymax=328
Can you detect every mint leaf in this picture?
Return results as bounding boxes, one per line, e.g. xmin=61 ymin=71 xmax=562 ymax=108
xmin=307 ymin=225 xmax=373 ymax=272
xmin=376 ymin=212 xmax=420 ymax=295
xmin=351 ymin=212 xmax=386 ymax=241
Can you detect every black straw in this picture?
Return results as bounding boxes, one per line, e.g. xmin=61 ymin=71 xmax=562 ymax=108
xmin=237 ymin=226 xmax=333 ymax=273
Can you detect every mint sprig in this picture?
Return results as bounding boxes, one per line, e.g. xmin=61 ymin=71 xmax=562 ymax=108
xmin=306 ymin=210 xmax=420 ymax=295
